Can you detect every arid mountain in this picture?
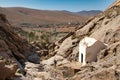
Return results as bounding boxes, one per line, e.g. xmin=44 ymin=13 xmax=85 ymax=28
xmin=0 ymin=7 xmax=87 ymax=27
xmin=76 ymin=10 xmax=102 ymax=17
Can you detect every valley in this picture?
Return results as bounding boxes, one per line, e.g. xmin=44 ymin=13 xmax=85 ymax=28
xmin=1 ymin=0 xmax=120 ymax=80
xmin=0 ymin=7 xmax=102 ymax=43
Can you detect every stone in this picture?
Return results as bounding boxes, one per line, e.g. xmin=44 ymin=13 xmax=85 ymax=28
xmin=28 ymin=54 xmax=40 ymax=64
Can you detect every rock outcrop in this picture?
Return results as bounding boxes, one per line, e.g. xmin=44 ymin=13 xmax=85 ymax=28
xmin=0 ymin=14 xmax=39 ymax=80
xmin=0 ymin=14 xmax=40 ymax=62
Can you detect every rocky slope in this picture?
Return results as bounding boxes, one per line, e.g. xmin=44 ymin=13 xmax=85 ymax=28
xmin=37 ymin=0 xmax=120 ymax=79
xmin=0 ymin=14 xmax=40 ymax=80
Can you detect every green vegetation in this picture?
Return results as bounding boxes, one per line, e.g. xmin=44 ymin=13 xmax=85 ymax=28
xmin=18 ymin=30 xmax=50 ymax=45
xmin=39 ymin=32 xmax=50 ymax=47
xmin=27 ymin=32 xmax=36 ymax=42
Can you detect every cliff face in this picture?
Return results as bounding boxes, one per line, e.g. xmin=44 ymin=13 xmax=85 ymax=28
xmin=0 ymin=14 xmax=39 ymax=63
xmin=42 ymin=0 xmax=120 ymax=79
xmin=0 ymin=14 xmax=39 ymax=80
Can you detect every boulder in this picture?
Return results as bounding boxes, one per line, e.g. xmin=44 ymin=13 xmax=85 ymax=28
xmin=28 ymin=54 xmax=40 ymax=64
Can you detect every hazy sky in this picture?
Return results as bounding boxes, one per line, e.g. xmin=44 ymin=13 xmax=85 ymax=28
xmin=0 ymin=0 xmax=115 ymax=12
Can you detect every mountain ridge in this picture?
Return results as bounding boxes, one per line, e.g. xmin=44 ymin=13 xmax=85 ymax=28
xmin=0 ymin=7 xmax=102 ymax=27
xmin=75 ymin=10 xmax=102 ymax=17
xmin=0 ymin=7 xmax=87 ymax=27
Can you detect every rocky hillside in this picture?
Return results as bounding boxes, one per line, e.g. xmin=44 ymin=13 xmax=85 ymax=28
xmin=38 ymin=0 xmax=120 ymax=79
xmin=0 ymin=14 xmax=40 ymax=80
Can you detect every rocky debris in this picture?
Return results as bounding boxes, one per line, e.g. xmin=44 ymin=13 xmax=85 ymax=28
xmin=17 ymin=62 xmax=52 ymax=80
xmin=23 ymin=61 xmax=82 ymax=80
xmin=71 ymin=66 xmax=117 ymax=80
xmin=31 ymin=41 xmax=49 ymax=59
xmin=41 ymin=55 xmax=70 ymax=67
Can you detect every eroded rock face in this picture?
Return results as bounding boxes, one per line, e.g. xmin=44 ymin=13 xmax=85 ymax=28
xmin=0 ymin=14 xmax=40 ymax=80
xmin=0 ymin=14 xmax=40 ymax=63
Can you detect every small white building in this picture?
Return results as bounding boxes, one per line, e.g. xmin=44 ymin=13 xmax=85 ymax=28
xmin=79 ymin=37 xmax=107 ymax=65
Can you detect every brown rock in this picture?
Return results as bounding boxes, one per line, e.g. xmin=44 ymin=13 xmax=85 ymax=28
xmin=0 ymin=14 xmax=39 ymax=63
xmin=0 ymin=60 xmax=18 ymax=80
